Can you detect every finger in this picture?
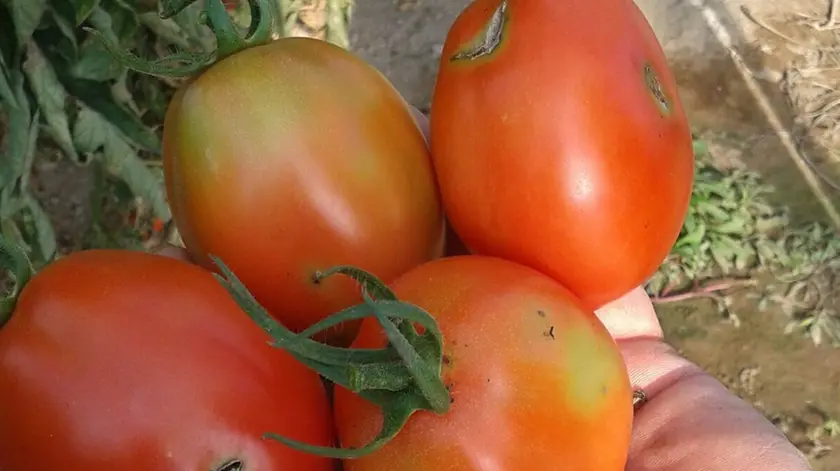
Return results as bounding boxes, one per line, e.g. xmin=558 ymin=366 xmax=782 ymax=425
xmin=595 ymin=290 xmax=811 ymax=471
xmin=625 ymin=345 xmax=811 ymax=471
xmin=594 ymin=289 xmax=691 ymax=396
xmin=409 ymin=106 xmax=430 ymax=145
xmin=594 ymin=287 xmax=663 ymax=341
xmin=153 ymin=244 xmax=192 ymax=262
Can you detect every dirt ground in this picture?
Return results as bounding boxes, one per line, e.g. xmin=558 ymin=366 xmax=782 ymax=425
xmin=26 ymin=0 xmax=840 ymax=469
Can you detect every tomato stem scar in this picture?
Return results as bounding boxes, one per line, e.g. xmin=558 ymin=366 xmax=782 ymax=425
xmin=451 ymin=0 xmax=508 ymax=62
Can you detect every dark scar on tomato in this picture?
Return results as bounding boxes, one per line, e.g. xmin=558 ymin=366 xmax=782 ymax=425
xmin=543 ymin=326 xmax=555 ymax=339
xmin=644 ymin=64 xmax=671 ymax=116
xmin=216 ymin=459 xmax=244 ymax=471
xmin=450 ymin=0 xmax=508 ymax=62
xmin=537 ymin=310 xmax=546 ymax=317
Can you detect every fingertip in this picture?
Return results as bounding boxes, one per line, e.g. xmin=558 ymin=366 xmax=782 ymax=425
xmin=594 ymin=287 xmax=663 ymax=340
xmin=154 ymin=244 xmax=192 ymax=263
xmin=410 ymin=106 xmax=430 ymax=145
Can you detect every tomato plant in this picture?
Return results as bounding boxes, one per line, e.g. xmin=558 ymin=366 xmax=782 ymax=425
xmin=0 ymin=245 xmax=335 ymax=471
xmin=332 ymin=256 xmax=634 ymax=470
xmin=91 ymin=0 xmax=444 ymax=347
xmin=429 ymin=0 xmax=695 ymax=310
xmin=162 ymin=29 xmax=444 ymax=347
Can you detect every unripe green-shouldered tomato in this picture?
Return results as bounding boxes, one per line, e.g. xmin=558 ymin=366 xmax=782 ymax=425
xmin=163 ymin=37 xmax=445 ymax=346
xmin=334 ymin=256 xmax=633 ymax=471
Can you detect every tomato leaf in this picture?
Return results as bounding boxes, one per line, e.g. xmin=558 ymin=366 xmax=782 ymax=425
xmin=59 ymin=75 xmax=162 ymax=154
xmin=72 ymin=9 xmax=125 ymax=81
xmin=0 ymin=234 xmax=34 ymax=328
xmin=158 ymin=0 xmax=201 ymax=19
xmin=47 ymin=3 xmax=80 ymax=53
xmin=68 ymin=0 xmax=102 ymax=24
xmin=9 ymin=0 xmax=47 ymax=50
xmin=0 ymin=73 xmax=33 ymax=192
xmin=73 ymin=106 xmax=171 ymax=221
xmin=138 ymin=11 xmax=193 ymax=49
xmin=21 ymin=42 xmax=82 ymax=163
xmin=22 ymin=193 xmax=57 ymax=261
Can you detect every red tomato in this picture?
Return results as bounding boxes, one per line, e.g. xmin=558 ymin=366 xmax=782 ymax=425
xmin=429 ymin=0 xmax=694 ymax=310
xmin=0 ymin=250 xmax=335 ymax=471
xmin=334 ymin=256 xmax=633 ymax=471
xmin=163 ymin=37 xmax=444 ymax=346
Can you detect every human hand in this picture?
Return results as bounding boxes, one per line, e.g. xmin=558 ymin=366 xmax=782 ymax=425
xmin=595 ymin=288 xmax=812 ymax=471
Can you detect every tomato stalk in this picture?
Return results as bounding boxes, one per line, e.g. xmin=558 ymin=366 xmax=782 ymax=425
xmin=211 ymin=257 xmax=452 ymax=459
xmin=85 ymin=0 xmax=276 ymax=79
xmin=0 ymin=237 xmax=34 ymax=328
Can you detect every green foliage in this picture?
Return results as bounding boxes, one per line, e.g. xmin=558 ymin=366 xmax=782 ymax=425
xmin=0 ymin=0 xmax=216 ymax=263
xmin=647 ymin=140 xmax=840 ymax=347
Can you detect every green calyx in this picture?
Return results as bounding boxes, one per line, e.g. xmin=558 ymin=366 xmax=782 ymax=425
xmin=212 ymin=259 xmax=452 ymax=459
xmin=86 ymin=0 xmax=277 ymax=79
xmin=0 ymin=236 xmax=34 ymax=329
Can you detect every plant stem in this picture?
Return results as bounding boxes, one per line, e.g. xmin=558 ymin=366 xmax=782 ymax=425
xmin=90 ymin=0 xmax=277 ymax=79
xmin=211 ymin=256 xmax=451 ymax=458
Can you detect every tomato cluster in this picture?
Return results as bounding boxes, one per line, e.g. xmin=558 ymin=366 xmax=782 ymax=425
xmin=0 ymin=0 xmax=693 ymax=470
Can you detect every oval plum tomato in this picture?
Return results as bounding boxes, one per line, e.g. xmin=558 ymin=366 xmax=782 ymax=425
xmin=334 ymin=256 xmax=633 ymax=471
xmin=0 ymin=250 xmax=335 ymax=471
xmin=163 ymin=37 xmax=445 ymax=346
xmin=429 ymin=0 xmax=694 ymax=310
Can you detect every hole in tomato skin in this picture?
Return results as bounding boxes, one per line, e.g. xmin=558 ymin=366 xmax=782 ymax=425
xmin=450 ymin=0 xmax=508 ymax=62
xmin=215 ymin=459 xmax=244 ymax=471
xmin=643 ymin=63 xmax=672 ymax=116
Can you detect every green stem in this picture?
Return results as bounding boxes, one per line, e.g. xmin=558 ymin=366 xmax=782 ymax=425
xmin=206 ymin=0 xmax=276 ymax=60
xmin=211 ymin=256 xmax=451 ymax=459
xmin=204 ymin=0 xmax=246 ymax=59
xmin=0 ymin=236 xmax=34 ymax=328
xmin=89 ymin=0 xmax=276 ymax=79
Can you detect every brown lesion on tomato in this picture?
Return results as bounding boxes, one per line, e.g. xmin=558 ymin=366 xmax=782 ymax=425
xmin=450 ymin=0 xmax=509 ymax=62
xmin=216 ymin=459 xmax=244 ymax=471
xmin=543 ymin=325 xmax=556 ymax=340
xmin=644 ymin=63 xmax=671 ymax=116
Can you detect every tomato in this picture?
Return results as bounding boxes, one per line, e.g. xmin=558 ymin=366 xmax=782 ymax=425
xmin=429 ymin=0 xmax=694 ymax=310
xmin=163 ymin=37 xmax=444 ymax=346
xmin=0 ymin=250 xmax=335 ymax=471
xmin=334 ymin=256 xmax=633 ymax=471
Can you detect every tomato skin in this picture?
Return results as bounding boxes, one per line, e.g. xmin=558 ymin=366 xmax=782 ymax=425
xmin=334 ymin=256 xmax=633 ymax=471
xmin=163 ymin=37 xmax=445 ymax=346
xmin=429 ymin=0 xmax=694 ymax=310
xmin=0 ymin=250 xmax=334 ymax=471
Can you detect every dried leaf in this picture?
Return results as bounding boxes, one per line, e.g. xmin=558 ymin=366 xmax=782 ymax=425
xmin=22 ymin=42 xmax=81 ymax=162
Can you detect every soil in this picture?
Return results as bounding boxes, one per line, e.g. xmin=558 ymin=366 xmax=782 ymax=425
xmin=23 ymin=0 xmax=840 ymax=469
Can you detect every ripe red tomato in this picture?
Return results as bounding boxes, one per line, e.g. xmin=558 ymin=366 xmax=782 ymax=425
xmin=334 ymin=256 xmax=633 ymax=471
xmin=429 ymin=0 xmax=694 ymax=310
xmin=0 ymin=250 xmax=335 ymax=471
xmin=163 ymin=37 xmax=444 ymax=346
